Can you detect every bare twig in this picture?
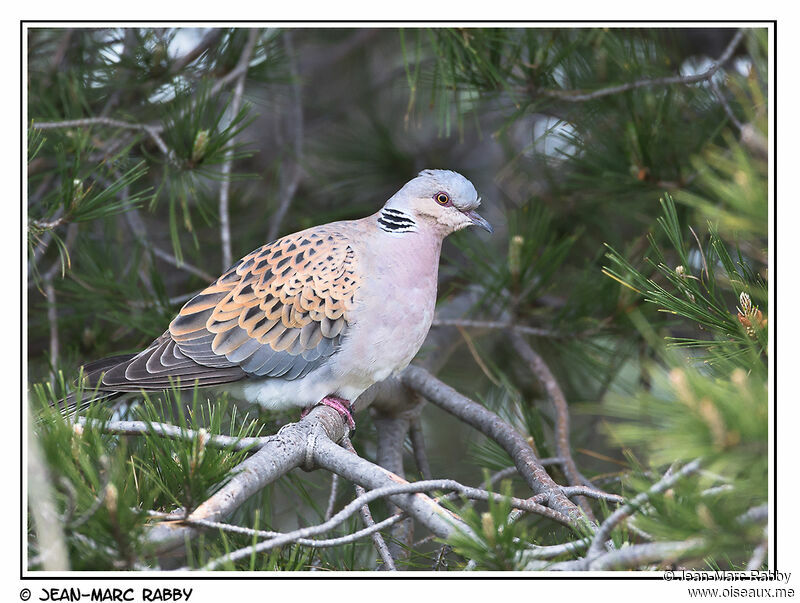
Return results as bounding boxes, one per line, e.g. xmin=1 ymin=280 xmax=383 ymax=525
xmin=520 ymin=537 xmax=591 ymax=562
xmin=124 ymin=209 xmax=215 ymax=283
xmin=437 ymin=485 xmax=573 ymax=526
xmin=198 ymin=479 xmax=471 ymax=570
xmin=432 ymin=317 xmax=559 ymax=338
xmin=457 ymin=325 xmax=501 ymax=386
xmin=409 ymin=417 xmax=432 ymax=480
xmin=341 ymin=436 xmax=397 ymax=571
xmin=267 ymin=30 xmax=305 ymax=242
xmin=710 ymin=78 xmax=744 ymax=132
xmin=125 ymin=209 xmax=214 ymax=283
xmin=560 ymin=486 xmax=624 ymax=504
xmin=33 ymin=117 xmax=175 ymax=163
xmin=554 ymin=539 xmax=705 ymax=571
xmin=509 ymin=332 xmax=595 ymax=520
xmin=218 ymin=28 xmax=260 ymax=269
xmin=535 ymin=29 xmax=744 ymax=102
xmin=149 ymin=245 xmax=215 ymax=283
xmin=324 ymin=473 xmax=340 ymax=521
xmin=583 ymin=459 xmax=702 ymax=564
xmin=186 ymin=513 xmax=405 ymax=551
xmin=169 ymin=29 xmax=225 ymax=74
xmin=44 ymin=278 xmax=59 ymax=372
xmin=400 ymin=365 xmax=586 ymax=527
xmin=312 ymin=436 xmax=470 ymax=539
xmin=76 ymin=417 xmax=265 ymax=452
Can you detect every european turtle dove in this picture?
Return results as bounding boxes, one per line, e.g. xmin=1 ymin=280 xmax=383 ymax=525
xmin=74 ymin=169 xmax=492 ymax=429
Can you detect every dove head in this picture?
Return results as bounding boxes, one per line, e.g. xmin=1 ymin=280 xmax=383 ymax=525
xmin=382 ymin=169 xmax=493 ymax=236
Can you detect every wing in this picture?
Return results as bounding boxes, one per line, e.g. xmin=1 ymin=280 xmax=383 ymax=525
xmin=87 ymin=331 xmax=248 ymax=391
xmin=167 ymin=227 xmax=360 ymax=381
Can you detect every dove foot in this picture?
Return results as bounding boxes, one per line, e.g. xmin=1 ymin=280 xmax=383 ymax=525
xmin=301 ymin=396 xmax=356 ymax=431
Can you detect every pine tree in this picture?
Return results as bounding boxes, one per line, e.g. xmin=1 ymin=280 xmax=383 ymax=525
xmin=27 ymin=26 xmax=769 ymax=572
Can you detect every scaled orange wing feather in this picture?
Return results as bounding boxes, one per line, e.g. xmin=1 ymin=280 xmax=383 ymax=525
xmin=168 ymin=228 xmax=360 ymax=380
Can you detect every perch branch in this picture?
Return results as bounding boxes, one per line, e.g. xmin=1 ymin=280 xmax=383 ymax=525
xmin=400 ymin=365 xmax=586 ymax=527
xmin=311 ymin=438 xmax=471 ymax=539
xmin=145 ymin=405 xmax=347 ymax=553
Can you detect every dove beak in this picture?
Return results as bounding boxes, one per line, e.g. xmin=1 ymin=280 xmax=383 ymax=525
xmin=465 ymin=209 xmax=493 ymax=234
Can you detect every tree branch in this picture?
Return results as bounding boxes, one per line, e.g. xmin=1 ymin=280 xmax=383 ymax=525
xmin=432 ymin=317 xmax=559 ymax=338
xmin=145 ymin=405 xmax=347 ymax=553
xmin=409 ymin=417 xmax=432 ymax=480
xmin=324 ymin=473 xmax=340 ymax=521
xmin=197 ymin=479 xmax=473 ymax=570
xmin=582 ymin=459 xmax=703 ymax=565
xmin=76 ymin=417 xmax=266 ymax=452
xmin=218 ymin=28 xmax=260 ymax=269
xmin=371 ymin=412 xmax=413 ymax=564
xmin=341 ymin=436 xmax=396 ymax=571
xmin=125 ymin=209 xmax=215 ymax=283
xmin=186 ymin=512 xmax=404 ymax=552
xmin=33 ymin=117 xmax=175 ymax=163
xmin=535 ymin=29 xmax=744 ymax=102
xmin=509 ymin=331 xmax=595 ymax=520
xmin=169 ymin=29 xmax=225 ymax=74
xmin=400 ymin=365 xmax=587 ymax=527
xmin=267 ymin=30 xmax=305 ymax=243
xmin=311 ymin=437 xmax=471 ymax=540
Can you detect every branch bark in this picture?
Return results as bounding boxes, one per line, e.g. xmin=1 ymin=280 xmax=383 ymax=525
xmin=76 ymin=417 xmax=266 ymax=452
xmin=311 ymin=437 xmax=470 ymax=540
xmin=400 ymin=365 xmax=587 ymax=528
xmin=145 ymin=404 xmax=347 ymax=553
xmin=582 ymin=459 xmax=703 ymax=566
xmin=340 ymin=436 xmax=396 ymax=570
xmin=509 ymin=331 xmax=595 ymax=520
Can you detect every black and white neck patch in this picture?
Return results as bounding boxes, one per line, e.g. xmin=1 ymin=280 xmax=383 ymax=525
xmin=377 ymin=208 xmax=418 ymax=233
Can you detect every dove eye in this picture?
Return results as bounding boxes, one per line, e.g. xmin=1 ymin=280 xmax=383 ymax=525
xmin=435 ymin=192 xmax=450 ymax=206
